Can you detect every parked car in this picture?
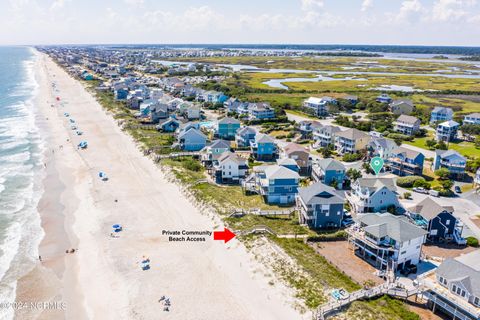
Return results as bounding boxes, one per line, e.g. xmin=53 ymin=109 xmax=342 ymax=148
xmin=429 ymin=189 xmax=440 ymax=197
xmin=413 ymin=187 xmax=428 ymax=194
xmin=454 ymin=186 xmax=462 ymax=193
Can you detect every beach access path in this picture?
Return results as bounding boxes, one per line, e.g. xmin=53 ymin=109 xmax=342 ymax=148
xmin=16 ymin=52 xmax=308 ymax=320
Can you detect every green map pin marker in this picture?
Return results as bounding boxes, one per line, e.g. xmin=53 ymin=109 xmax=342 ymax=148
xmin=370 ymin=157 xmax=384 ymax=176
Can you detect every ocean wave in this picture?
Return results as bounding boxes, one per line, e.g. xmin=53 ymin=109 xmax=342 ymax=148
xmin=0 ymin=47 xmax=45 ymax=319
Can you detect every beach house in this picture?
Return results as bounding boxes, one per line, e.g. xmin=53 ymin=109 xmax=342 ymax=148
xmin=334 ymin=128 xmax=370 ymax=155
xmin=248 ymin=102 xmax=275 ymax=120
xmin=276 ymin=158 xmax=300 ymax=173
xmin=346 ymin=178 xmax=399 ymax=214
xmin=422 ymin=250 xmax=480 ymax=320
xmin=150 ymin=104 xmax=169 ymax=123
xmin=367 ymin=137 xmax=398 ymax=160
xmin=394 ymin=115 xmax=421 ymax=136
xmin=224 ymin=98 xmax=243 ymax=113
xmin=157 ymin=118 xmax=180 ymax=132
xmin=347 ymin=213 xmax=427 ymax=272
xmin=217 ymin=117 xmax=241 ymax=140
xmin=435 ymin=120 xmax=459 ymax=142
xmin=313 ymin=125 xmax=341 ymax=148
xmin=433 ymin=149 xmax=466 ymax=179
xmin=387 ymin=147 xmax=425 ymax=176
xmin=430 ymin=107 xmax=454 ymax=124
xmin=211 ymin=152 xmax=248 ymax=184
xmin=390 ymin=99 xmax=414 ymax=115
xmin=296 ymin=182 xmax=345 ymax=229
xmin=201 ymin=140 xmax=231 ymax=166
xmin=280 ymin=143 xmax=311 ymax=176
xmin=407 ymin=197 xmax=463 ymax=244
xmin=312 ymin=158 xmax=346 ymax=189
xmin=235 ymin=126 xmax=256 ymax=148
xmin=251 ymin=133 xmax=277 ymax=161
xmin=177 ymin=128 xmax=207 ymax=151
xmin=186 ymin=106 xmax=201 ymax=120
xmin=303 ymin=96 xmax=337 ymax=117
xmin=464 ymin=113 xmax=480 ymax=125
xmin=249 ymin=165 xmax=300 ymax=205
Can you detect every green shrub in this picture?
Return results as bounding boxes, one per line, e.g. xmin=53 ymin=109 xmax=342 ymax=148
xmin=413 ymin=179 xmax=431 ymax=189
xmin=183 ymin=159 xmax=202 ymax=172
xmin=396 ymin=176 xmax=425 ymax=188
xmin=467 ymin=237 xmax=479 ymax=247
xmin=342 ymin=153 xmax=362 ymax=162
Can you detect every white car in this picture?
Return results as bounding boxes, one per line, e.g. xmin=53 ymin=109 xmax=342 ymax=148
xmin=413 ymin=187 xmax=428 ymax=194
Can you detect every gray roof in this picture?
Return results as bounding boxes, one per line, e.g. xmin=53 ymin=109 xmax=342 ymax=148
xmin=236 ymin=126 xmax=256 ymax=135
xmin=277 ymin=158 xmax=299 ymax=167
xmin=218 ymin=117 xmax=240 ymax=125
xmin=178 ymin=127 xmax=206 ymax=140
xmin=408 ymin=197 xmax=454 ymax=221
xmin=298 ymin=182 xmax=344 ymax=206
xmin=466 ymin=112 xmax=480 ymax=118
xmin=436 ymin=250 xmax=480 ymax=297
xmin=391 ymin=146 xmax=422 ymax=160
xmin=435 ymin=149 xmax=466 ymax=161
xmin=209 ymin=140 xmax=231 ymax=149
xmin=255 ymin=133 xmax=275 ymax=144
xmin=317 ymin=158 xmax=345 ymax=171
xmin=432 ymin=106 xmax=453 ymax=114
xmin=218 ymin=151 xmax=246 ymax=165
xmin=391 ymin=99 xmax=414 ymax=107
xmin=438 ymin=120 xmax=459 ymax=128
xmin=263 ymin=165 xmax=300 ymax=180
xmin=356 ymin=213 xmax=427 ymax=243
xmin=396 ymin=115 xmax=419 ymax=125
xmin=335 ymin=128 xmax=369 ymax=140
xmin=356 ymin=177 xmax=397 ymax=192
xmin=369 ymin=137 xmax=397 ymax=150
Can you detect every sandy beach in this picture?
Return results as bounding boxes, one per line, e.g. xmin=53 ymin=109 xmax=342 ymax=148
xmin=13 ymin=52 xmax=307 ymax=320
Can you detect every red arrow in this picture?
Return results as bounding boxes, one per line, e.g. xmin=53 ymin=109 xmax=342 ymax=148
xmin=213 ymin=228 xmax=236 ymax=243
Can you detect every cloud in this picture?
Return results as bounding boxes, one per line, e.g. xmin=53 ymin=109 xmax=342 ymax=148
xmin=300 ymin=0 xmax=324 ymax=11
xmin=50 ymin=0 xmax=67 ymax=11
xmin=431 ymin=0 xmax=476 ymax=22
xmin=124 ymin=0 xmax=144 ymax=5
xmin=361 ymin=0 xmax=373 ymax=12
xmin=394 ymin=0 xmax=424 ymax=23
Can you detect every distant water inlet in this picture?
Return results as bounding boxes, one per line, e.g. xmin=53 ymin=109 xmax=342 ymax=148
xmin=262 ymin=74 xmax=367 ymax=90
xmin=0 ymin=47 xmax=44 ymax=320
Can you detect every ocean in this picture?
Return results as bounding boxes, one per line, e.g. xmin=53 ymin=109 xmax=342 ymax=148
xmin=0 ymin=47 xmax=44 ymax=319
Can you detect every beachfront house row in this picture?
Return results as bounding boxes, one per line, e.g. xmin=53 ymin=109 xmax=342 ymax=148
xmin=430 ymin=107 xmax=454 ymax=124
xmin=251 ymin=133 xmax=277 ymax=161
xmin=394 ymin=115 xmax=421 ymax=136
xmin=334 ymin=128 xmax=370 ymax=155
xmin=235 ymin=126 xmax=256 ymax=148
xmin=435 ymin=120 xmax=459 ymax=142
xmin=248 ymin=102 xmax=276 ymax=120
xmin=347 ymin=213 xmax=427 ymax=272
xmin=281 ymin=143 xmax=311 ymax=176
xmin=407 ymin=197 xmax=464 ymax=244
xmin=245 ymin=165 xmax=300 ymax=205
xmin=433 ymin=149 xmax=467 ymax=179
xmin=464 ymin=113 xmax=480 ymax=125
xmin=376 ymin=93 xmax=393 ymax=104
xmin=296 ymin=182 xmax=345 ymax=229
xmin=423 ymin=250 xmax=480 ymax=320
xmin=217 ymin=117 xmax=241 ymax=140
xmin=346 ymin=178 xmax=399 ymax=214
xmin=313 ymin=124 xmax=341 ymax=148
xmin=303 ymin=96 xmax=337 ymax=117
xmin=390 ymin=99 xmax=414 ymax=115
xmin=367 ymin=137 xmax=398 ymax=160
xmin=312 ymin=158 xmax=346 ymax=189
xmin=177 ymin=128 xmax=207 ymax=151
xmin=387 ymin=147 xmax=425 ymax=176
xmin=212 ymin=151 xmax=248 ymax=184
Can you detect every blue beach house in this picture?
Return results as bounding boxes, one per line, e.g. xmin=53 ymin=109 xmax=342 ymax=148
xmin=433 ymin=150 xmax=467 ymax=180
xmin=251 ymin=133 xmax=277 ymax=161
xmin=235 ymin=126 xmax=256 ymax=148
xmin=177 ymin=128 xmax=207 ymax=151
xmin=253 ymin=165 xmax=300 ymax=205
xmin=430 ymin=107 xmax=454 ymax=124
xmin=217 ymin=117 xmax=241 ymax=140
xmin=312 ymin=158 xmax=346 ymax=189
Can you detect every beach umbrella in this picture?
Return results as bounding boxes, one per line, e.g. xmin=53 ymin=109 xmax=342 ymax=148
xmin=112 ymin=224 xmax=121 ymax=229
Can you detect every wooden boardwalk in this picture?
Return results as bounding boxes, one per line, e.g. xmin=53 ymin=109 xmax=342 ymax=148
xmin=315 ymin=282 xmax=420 ymax=320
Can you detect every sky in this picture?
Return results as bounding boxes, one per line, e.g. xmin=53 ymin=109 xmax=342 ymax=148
xmin=1 ymin=0 xmax=480 ymax=46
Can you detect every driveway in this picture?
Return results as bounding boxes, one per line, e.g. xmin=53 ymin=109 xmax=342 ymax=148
xmin=400 ymin=143 xmax=436 ymax=159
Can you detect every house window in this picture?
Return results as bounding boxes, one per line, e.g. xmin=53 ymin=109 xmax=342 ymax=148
xmin=474 ymin=297 xmax=480 ymax=306
xmin=401 ymin=251 xmax=406 ymax=255
xmin=452 ymin=284 xmax=457 ymax=293
xmin=446 ymin=220 xmax=450 ymax=225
